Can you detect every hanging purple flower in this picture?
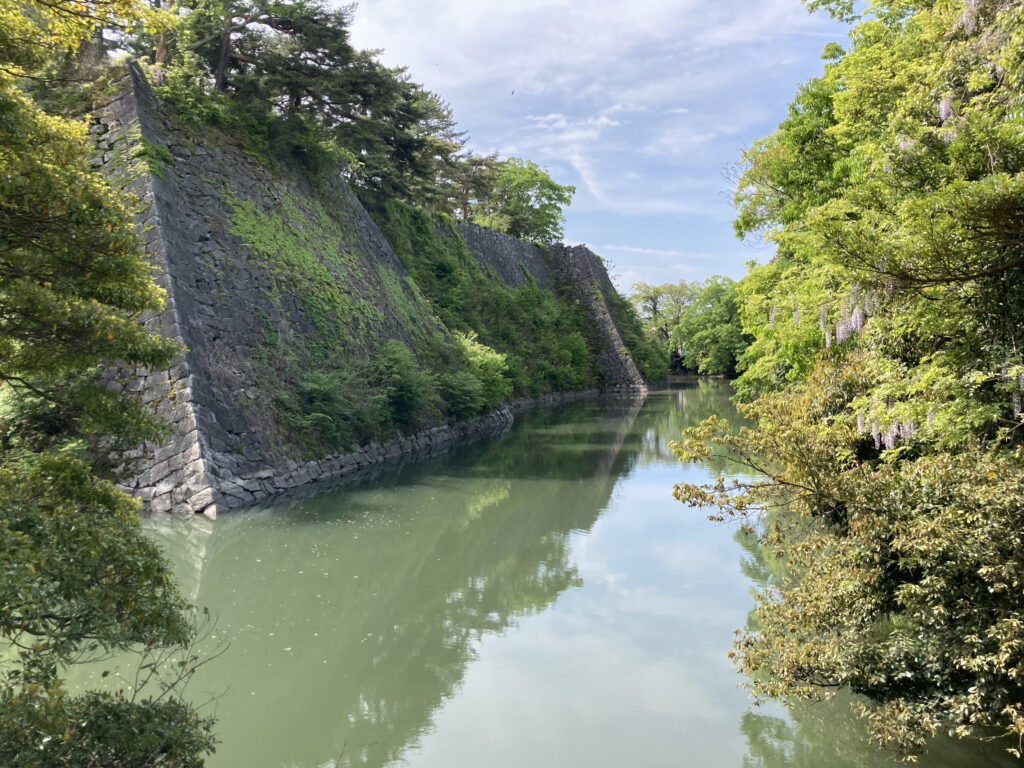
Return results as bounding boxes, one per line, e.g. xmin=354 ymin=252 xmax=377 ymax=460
xmin=852 ymin=306 xmax=865 ymax=332
xmin=883 ymin=424 xmax=897 ymax=450
xmin=939 ymin=94 xmax=954 ymax=122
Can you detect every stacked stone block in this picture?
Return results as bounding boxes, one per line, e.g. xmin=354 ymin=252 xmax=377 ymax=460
xmin=549 ymin=244 xmax=647 ymax=391
xmin=97 ymin=62 xmax=647 ymax=517
xmin=456 ymin=221 xmax=554 ymax=290
xmin=93 ymin=70 xmax=220 ymax=518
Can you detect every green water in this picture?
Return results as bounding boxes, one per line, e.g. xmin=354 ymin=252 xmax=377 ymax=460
xmin=113 ymin=382 xmax=1015 ymax=767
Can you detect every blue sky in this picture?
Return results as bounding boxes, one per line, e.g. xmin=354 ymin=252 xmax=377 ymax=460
xmin=348 ymin=1 xmax=849 ymax=291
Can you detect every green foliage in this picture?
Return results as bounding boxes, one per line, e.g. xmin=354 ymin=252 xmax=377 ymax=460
xmin=373 ymin=200 xmax=600 ymax=396
xmin=629 ymin=278 xmax=749 ymax=376
xmin=372 ymin=340 xmax=437 ymax=429
xmin=0 ymin=0 xmax=214 ymax=762
xmin=676 ymin=0 xmax=1024 ymax=759
xmin=672 ymin=276 xmax=751 ymax=376
xmin=0 ymin=693 xmax=215 ymax=768
xmin=436 ymin=370 xmax=487 ymax=420
xmin=602 ymin=289 xmax=669 ymax=382
xmin=628 ymin=280 xmax=698 ymax=346
xmin=273 ymin=365 xmax=387 ymax=450
xmin=134 ymin=137 xmax=174 ymax=178
xmin=472 ymin=157 xmax=576 ymax=242
xmin=453 ymin=331 xmax=513 ymax=407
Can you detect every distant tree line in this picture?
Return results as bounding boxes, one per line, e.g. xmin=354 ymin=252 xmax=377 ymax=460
xmin=629 ymin=277 xmax=751 ymax=376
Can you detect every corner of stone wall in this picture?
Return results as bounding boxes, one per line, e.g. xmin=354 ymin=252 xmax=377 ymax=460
xmin=94 ymin=62 xmax=221 ymax=518
xmin=548 ymin=244 xmax=647 ymax=392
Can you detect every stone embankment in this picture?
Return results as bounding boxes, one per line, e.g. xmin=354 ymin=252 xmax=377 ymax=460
xmin=95 ymin=62 xmax=648 ymax=518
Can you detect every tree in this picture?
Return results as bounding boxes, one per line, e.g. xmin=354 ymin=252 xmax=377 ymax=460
xmin=0 ymin=0 xmax=215 ymax=762
xmin=630 ymin=280 xmax=698 ymax=343
xmin=174 ymin=0 xmax=471 ymax=202
xmin=450 ymin=151 xmax=499 ymax=222
xmin=675 ymin=0 xmax=1024 ymax=759
xmin=672 ymin=277 xmax=749 ymax=376
xmin=146 ymin=3 xmax=578 ymax=223
xmin=473 ymin=157 xmax=575 ymax=242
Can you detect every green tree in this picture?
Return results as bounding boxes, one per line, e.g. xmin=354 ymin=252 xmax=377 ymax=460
xmin=473 ymin=157 xmax=576 ymax=242
xmin=675 ymin=0 xmax=1024 ymax=759
xmin=0 ymin=0 xmax=215 ymax=762
xmin=629 ymin=280 xmax=698 ymax=345
xmin=167 ymin=0 xmax=472 ymax=203
xmin=450 ymin=151 xmax=500 ymax=222
xmin=672 ymin=277 xmax=749 ymax=376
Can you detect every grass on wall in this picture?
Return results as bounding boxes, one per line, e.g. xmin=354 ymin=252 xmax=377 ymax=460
xmin=371 ymin=200 xmax=600 ymax=397
xmin=227 ymin=190 xmax=517 ymax=456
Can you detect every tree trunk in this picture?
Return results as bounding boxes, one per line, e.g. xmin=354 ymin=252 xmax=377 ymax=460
xmin=154 ymin=30 xmax=169 ymax=66
xmin=214 ymin=13 xmax=234 ymax=91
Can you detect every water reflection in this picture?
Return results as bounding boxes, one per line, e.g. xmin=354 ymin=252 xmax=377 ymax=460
xmin=145 ymin=395 xmax=647 ymax=768
xmin=735 ymin=511 xmax=1019 ymax=766
xmin=124 ymin=382 xmax=1016 ymax=768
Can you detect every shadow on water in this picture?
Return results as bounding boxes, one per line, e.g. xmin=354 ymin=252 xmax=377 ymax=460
xmin=142 ymin=392 xmax=651 ymax=768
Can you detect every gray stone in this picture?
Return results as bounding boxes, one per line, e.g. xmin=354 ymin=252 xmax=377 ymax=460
xmin=99 ymin=61 xmax=646 ymax=517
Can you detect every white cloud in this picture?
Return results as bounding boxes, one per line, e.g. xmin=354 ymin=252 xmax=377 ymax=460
xmin=347 ymin=0 xmax=847 ymax=284
xmin=596 ymin=244 xmax=721 ymax=260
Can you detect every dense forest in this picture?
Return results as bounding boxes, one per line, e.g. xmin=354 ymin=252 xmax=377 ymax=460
xmin=674 ymin=0 xmax=1024 ymax=759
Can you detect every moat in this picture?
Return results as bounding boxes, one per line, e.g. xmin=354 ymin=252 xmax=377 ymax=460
xmin=89 ymin=382 xmax=1015 ymax=767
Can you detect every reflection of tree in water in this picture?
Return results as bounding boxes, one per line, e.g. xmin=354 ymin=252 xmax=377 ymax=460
xmin=443 ymin=393 xmax=647 ymax=483
xmin=741 ymin=699 xmax=1018 ymax=768
xmin=735 ymin=524 xmax=1019 ymax=768
xmin=603 ymin=380 xmax=750 ymax=477
xmin=146 ymin=394 xmax=647 ymax=768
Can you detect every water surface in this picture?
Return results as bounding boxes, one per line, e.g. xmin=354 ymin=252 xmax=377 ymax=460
xmin=127 ymin=382 xmax=1016 ymax=767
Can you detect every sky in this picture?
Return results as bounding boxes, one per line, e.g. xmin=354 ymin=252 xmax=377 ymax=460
xmin=348 ymin=1 xmax=850 ymax=291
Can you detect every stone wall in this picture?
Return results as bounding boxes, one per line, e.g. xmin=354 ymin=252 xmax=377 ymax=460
xmin=550 ymin=244 xmax=647 ymax=389
xmin=456 ymin=226 xmax=646 ymax=391
xmin=97 ymin=62 xmax=647 ymax=517
xmin=93 ymin=75 xmax=216 ymax=517
xmin=456 ymin=221 xmax=554 ymax=290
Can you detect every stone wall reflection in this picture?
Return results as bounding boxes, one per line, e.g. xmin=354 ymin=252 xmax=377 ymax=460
xmin=161 ymin=396 xmax=646 ymax=768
